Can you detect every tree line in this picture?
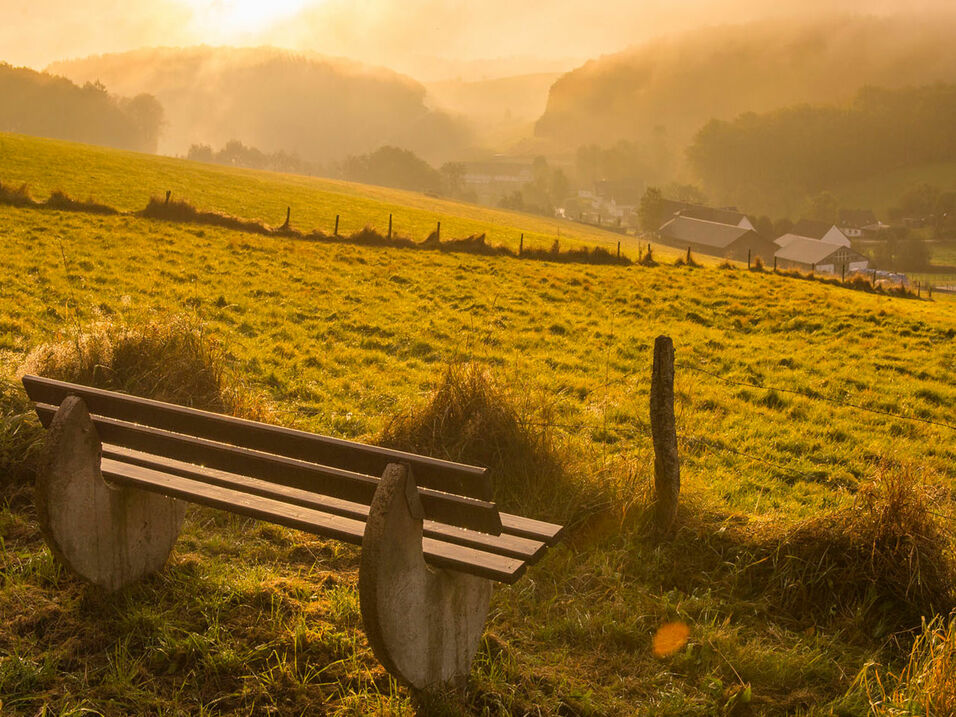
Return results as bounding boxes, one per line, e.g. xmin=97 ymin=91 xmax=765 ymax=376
xmin=687 ymin=84 xmax=956 ymax=212
xmin=0 ymin=64 xmax=162 ymax=153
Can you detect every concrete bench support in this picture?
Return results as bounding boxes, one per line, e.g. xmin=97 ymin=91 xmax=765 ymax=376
xmin=36 ymin=396 xmax=185 ymax=592
xmin=359 ymin=463 xmax=493 ymax=689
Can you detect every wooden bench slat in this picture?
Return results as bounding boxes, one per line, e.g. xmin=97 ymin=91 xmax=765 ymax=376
xmin=33 ymin=403 xmax=502 ymax=536
xmin=103 ymin=445 xmax=547 ymax=564
xmin=100 ymin=458 xmax=526 ymax=583
xmin=23 ymin=375 xmax=492 ymax=500
xmin=499 ymin=513 xmax=565 ymax=546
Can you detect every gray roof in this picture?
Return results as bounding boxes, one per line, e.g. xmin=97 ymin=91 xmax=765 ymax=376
xmin=676 ymin=205 xmax=748 ymax=226
xmin=774 ymin=238 xmax=850 ymax=265
xmin=791 ymin=219 xmax=838 ymax=240
xmin=659 ymin=216 xmax=753 ymax=249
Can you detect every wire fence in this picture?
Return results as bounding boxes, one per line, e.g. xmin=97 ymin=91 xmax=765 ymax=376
xmin=521 ymin=348 xmax=952 ymax=485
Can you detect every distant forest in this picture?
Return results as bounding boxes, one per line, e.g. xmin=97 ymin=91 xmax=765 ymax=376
xmin=49 ymin=47 xmax=473 ymax=164
xmin=687 ymin=84 xmax=956 ymax=212
xmin=0 ymin=64 xmax=162 ymax=153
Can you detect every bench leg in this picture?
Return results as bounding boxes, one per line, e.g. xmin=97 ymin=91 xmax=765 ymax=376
xmin=359 ymin=463 xmax=492 ymax=690
xmin=35 ymin=396 xmax=185 ymax=592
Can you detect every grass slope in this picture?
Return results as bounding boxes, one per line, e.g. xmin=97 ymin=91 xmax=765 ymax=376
xmin=1 ymin=135 xmax=955 ymax=715
xmin=0 ymin=132 xmax=644 ymax=255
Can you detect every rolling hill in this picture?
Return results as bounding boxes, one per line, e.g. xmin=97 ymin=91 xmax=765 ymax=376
xmin=1 ymin=132 xmax=954 ymax=714
xmin=535 ymin=13 xmax=956 ymax=161
xmin=48 ymin=46 xmax=473 ymax=164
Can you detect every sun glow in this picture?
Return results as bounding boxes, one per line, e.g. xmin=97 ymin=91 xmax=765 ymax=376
xmin=182 ymin=0 xmax=316 ymax=37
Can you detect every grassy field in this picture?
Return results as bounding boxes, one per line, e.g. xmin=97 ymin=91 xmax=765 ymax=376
xmin=0 ymin=132 xmax=653 ymax=256
xmin=1 ymin=134 xmax=955 ymax=715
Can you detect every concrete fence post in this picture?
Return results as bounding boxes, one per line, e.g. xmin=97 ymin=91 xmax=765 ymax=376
xmin=650 ymin=335 xmax=680 ymax=532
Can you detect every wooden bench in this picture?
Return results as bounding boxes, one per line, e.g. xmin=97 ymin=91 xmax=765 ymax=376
xmin=22 ymin=374 xmax=564 ymax=689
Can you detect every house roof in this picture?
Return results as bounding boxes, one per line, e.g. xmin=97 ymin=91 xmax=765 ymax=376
xmin=676 ymin=205 xmax=749 ymax=226
xmin=659 ymin=216 xmax=754 ymax=249
xmin=791 ymin=219 xmax=840 ymax=240
xmin=659 ymin=200 xmax=749 ymax=226
xmin=840 ymin=209 xmax=877 ymax=227
xmin=774 ymin=237 xmax=856 ymax=265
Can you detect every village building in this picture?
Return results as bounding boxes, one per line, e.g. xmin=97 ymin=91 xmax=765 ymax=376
xmin=658 ymin=215 xmax=776 ymax=262
xmin=839 ymin=208 xmax=890 ymax=237
xmin=659 ymin=199 xmax=756 ymax=231
xmin=838 ymin=209 xmax=877 ymax=238
xmin=774 ymin=237 xmax=870 ymax=274
xmin=789 ymin=219 xmax=851 ymax=247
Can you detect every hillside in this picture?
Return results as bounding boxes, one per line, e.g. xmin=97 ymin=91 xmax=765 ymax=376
xmin=535 ymin=13 xmax=956 ymax=164
xmin=1 ymin=134 xmax=955 ymax=714
xmin=47 ymin=47 xmax=472 ymax=164
xmin=425 ymin=72 xmax=562 ymax=149
xmin=686 ymin=84 xmax=956 ymax=216
xmin=0 ymin=132 xmax=643 ymax=254
xmin=0 ymin=63 xmax=161 ymax=153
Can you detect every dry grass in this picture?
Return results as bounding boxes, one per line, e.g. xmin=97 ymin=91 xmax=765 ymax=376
xmin=852 ymin=614 xmax=956 ymax=714
xmin=379 ymin=362 xmax=616 ymax=525
xmin=0 ymin=378 xmax=44 ymax=488
xmin=665 ymin=466 xmax=956 ymax=632
xmin=19 ymin=313 xmax=269 ymax=420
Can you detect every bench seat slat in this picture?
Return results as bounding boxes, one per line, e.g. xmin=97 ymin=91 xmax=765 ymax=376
xmin=100 ymin=458 xmax=526 ymax=583
xmin=103 ymin=445 xmax=548 ymax=563
xmin=33 ymin=403 xmax=502 ymax=536
xmin=499 ymin=514 xmax=565 ymax=546
xmin=23 ymin=375 xmax=491 ymax=500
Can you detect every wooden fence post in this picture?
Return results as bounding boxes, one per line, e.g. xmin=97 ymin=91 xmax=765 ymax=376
xmin=773 ymin=256 xmax=777 ymax=272
xmin=334 ymin=215 xmax=339 ymax=236
xmin=283 ymin=207 xmax=291 ymax=229
xmin=165 ymin=190 xmax=171 ymax=205
xmin=617 ymin=241 xmax=621 ymax=259
xmin=436 ymin=221 xmax=441 ymax=241
xmin=388 ymin=214 xmax=393 ymax=240
xmin=842 ymin=264 xmax=846 ymax=282
xmin=747 ymin=249 xmax=751 ymax=269
xmin=650 ymin=335 xmax=680 ymax=532
xmin=519 ymin=234 xmax=524 ymax=255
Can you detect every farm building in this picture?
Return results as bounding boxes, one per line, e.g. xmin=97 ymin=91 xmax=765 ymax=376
xmin=659 ymin=200 xmax=756 ymax=230
xmin=774 ymin=237 xmax=870 ymax=274
xmin=838 ymin=209 xmax=877 ymax=238
xmin=658 ymin=216 xmax=776 ymax=262
xmin=789 ymin=219 xmax=851 ymax=247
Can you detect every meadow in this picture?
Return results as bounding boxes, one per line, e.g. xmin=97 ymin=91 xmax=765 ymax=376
xmin=0 ymin=134 xmax=955 ymax=715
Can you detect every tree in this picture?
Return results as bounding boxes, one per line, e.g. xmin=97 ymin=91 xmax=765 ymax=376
xmin=638 ymin=187 xmax=667 ymax=232
xmin=439 ymin=162 xmax=466 ymax=196
xmin=754 ymin=215 xmax=774 ymax=238
xmin=805 ymin=191 xmax=840 ymax=224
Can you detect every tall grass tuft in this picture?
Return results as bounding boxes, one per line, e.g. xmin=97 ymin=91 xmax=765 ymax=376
xmin=20 ymin=313 xmax=268 ymax=420
xmin=746 ymin=466 xmax=955 ymax=629
xmin=851 ymin=614 xmax=956 ymax=714
xmin=0 ymin=181 xmax=36 ymax=208
xmin=379 ymin=362 xmax=612 ymax=524
xmin=0 ymin=378 xmax=45 ymax=488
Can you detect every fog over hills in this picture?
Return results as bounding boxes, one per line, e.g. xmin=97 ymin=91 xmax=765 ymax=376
xmin=49 ymin=46 xmax=473 ymax=163
xmin=536 ymin=13 xmax=956 ymax=158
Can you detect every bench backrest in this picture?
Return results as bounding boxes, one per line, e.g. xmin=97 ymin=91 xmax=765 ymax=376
xmin=23 ymin=375 xmax=502 ymax=535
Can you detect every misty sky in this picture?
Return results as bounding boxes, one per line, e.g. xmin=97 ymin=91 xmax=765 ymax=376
xmin=6 ymin=0 xmax=956 ymax=81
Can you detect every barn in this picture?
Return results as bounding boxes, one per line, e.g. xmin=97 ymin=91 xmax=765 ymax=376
xmin=774 ymin=238 xmax=870 ymax=274
xmin=657 ymin=216 xmax=776 ymax=262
